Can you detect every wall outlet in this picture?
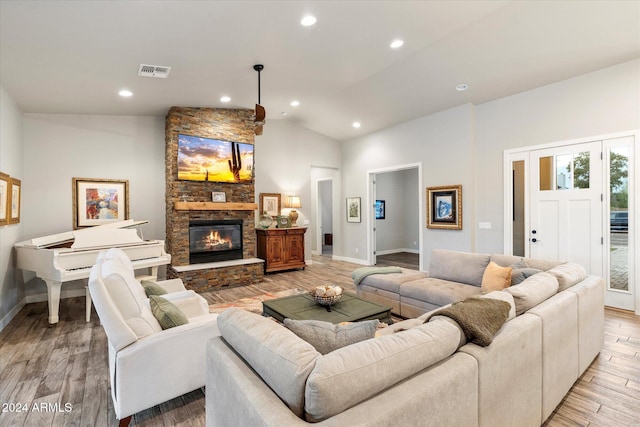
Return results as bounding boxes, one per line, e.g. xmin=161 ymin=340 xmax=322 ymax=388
xmin=479 ymin=222 xmax=492 ymax=230
xmin=355 ymin=248 xmax=359 ymax=254
xmin=302 ymin=219 xmax=310 ymax=225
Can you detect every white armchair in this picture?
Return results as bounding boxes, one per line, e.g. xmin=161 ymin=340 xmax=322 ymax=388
xmin=88 ymin=249 xmax=219 ymax=426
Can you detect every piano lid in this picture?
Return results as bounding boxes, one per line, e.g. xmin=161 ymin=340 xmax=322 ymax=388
xmin=16 ymin=219 xmax=149 ymax=249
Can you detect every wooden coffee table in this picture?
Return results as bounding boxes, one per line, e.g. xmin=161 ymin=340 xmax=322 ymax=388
xmin=262 ymin=292 xmax=392 ymax=324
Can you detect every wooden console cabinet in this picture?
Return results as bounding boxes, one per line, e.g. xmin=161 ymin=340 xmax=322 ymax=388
xmin=256 ymin=227 xmax=306 ymax=273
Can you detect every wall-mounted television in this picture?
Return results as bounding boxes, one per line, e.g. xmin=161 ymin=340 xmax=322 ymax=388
xmin=178 ymin=134 xmax=254 ymax=183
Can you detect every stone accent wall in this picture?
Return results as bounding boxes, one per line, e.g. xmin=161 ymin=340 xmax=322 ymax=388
xmin=165 ymin=107 xmax=263 ymax=290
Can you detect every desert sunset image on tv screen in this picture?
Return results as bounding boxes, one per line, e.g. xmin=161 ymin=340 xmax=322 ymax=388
xmin=178 ymin=134 xmax=254 ymax=182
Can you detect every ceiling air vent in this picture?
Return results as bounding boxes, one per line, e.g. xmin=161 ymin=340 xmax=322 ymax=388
xmin=138 ymin=64 xmax=172 ymax=78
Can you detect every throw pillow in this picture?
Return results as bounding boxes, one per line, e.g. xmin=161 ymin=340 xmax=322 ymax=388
xmin=141 ymin=279 xmax=168 ymax=297
xmin=149 ymin=295 xmax=188 ymax=330
xmin=481 ymin=261 xmax=512 ymax=293
xmin=284 ymin=319 xmax=379 ymax=354
xmin=510 ymin=267 xmax=542 ymax=285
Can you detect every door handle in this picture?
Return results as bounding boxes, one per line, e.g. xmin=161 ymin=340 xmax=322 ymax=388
xmin=531 ymin=238 xmax=537 ymax=243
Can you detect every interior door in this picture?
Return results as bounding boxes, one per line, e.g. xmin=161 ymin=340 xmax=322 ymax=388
xmin=529 ymin=141 xmax=603 ymax=276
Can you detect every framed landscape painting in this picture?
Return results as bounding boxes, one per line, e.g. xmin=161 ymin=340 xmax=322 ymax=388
xmin=426 ymin=185 xmax=462 ymax=230
xmin=73 ymin=178 xmax=129 ymax=229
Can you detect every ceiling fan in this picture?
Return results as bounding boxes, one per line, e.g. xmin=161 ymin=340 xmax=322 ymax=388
xmin=253 ymin=64 xmax=266 ymax=136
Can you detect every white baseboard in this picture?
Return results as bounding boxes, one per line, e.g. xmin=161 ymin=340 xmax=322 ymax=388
xmin=25 ymin=288 xmax=86 ymax=304
xmin=0 ymin=297 xmax=27 ymax=333
xmin=376 ymin=248 xmax=419 ymax=255
xmin=331 ymin=255 xmax=370 ymax=266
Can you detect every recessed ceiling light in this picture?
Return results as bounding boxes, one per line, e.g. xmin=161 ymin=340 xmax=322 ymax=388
xmin=220 ymin=96 xmax=231 ymax=103
xmin=118 ymin=89 xmax=133 ymax=97
xmin=390 ymin=39 xmax=404 ymax=49
xmin=456 ymin=83 xmax=469 ymax=91
xmin=301 ymin=15 xmax=317 ymax=26
xmin=290 ymin=100 xmax=300 ymax=107
xmin=352 ymin=121 xmax=361 ymax=128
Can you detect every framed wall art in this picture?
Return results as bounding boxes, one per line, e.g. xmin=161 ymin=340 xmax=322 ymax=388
xmin=259 ymin=193 xmax=281 ymax=218
xmin=426 ymin=185 xmax=462 ymax=230
xmin=0 ymin=172 xmax=9 ymax=226
xmin=8 ymin=177 xmax=21 ymax=224
xmin=73 ymin=177 xmax=129 ymax=229
xmin=212 ymin=191 xmax=226 ymax=202
xmin=375 ymin=200 xmax=385 ymax=220
xmin=346 ymin=197 xmax=361 ymax=223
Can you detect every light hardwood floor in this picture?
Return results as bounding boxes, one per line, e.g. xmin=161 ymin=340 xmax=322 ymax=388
xmin=0 ymin=255 xmax=638 ymax=426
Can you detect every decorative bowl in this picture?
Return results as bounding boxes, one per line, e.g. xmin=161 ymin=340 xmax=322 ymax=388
xmin=311 ymin=285 xmax=343 ymax=306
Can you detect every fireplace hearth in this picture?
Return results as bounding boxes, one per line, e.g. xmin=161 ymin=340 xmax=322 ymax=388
xmin=189 ymin=219 xmax=243 ymax=264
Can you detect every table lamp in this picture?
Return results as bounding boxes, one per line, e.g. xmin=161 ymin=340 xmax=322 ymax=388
xmin=284 ymin=195 xmax=302 ymax=226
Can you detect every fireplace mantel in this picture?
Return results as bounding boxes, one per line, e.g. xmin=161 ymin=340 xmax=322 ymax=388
xmin=174 ymin=202 xmax=258 ymax=211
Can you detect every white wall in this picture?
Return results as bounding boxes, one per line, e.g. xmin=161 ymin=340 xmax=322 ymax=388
xmin=253 ymin=119 xmax=342 ymax=262
xmin=21 ymin=113 xmax=166 ymax=297
xmin=341 ymin=104 xmax=476 ymax=267
xmin=474 ymin=59 xmax=640 ymax=254
xmin=339 ymin=60 xmax=639 ymax=268
xmin=0 ymin=85 xmax=25 ymax=329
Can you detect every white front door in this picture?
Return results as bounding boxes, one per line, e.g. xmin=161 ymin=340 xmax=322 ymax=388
xmin=529 ymin=141 xmax=603 ymax=276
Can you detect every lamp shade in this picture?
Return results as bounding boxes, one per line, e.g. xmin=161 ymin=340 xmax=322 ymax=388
xmin=284 ymin=195 xmax=301 ymax=209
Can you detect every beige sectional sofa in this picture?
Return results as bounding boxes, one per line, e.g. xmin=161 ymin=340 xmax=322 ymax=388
xmin=205 ymin=249 xmax=604 ymax=426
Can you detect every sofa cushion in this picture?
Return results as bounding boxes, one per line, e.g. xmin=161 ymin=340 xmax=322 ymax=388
xmin=546 ymin=262 xmax=587 ymax=291
xmin=481 ymin=262 xmax=512 ymax=292
xmin=284 ymin=319 xmax=379 ymax=354
xmin=100 ymin=259 xmax=162 ymax=338
xmin=149 ymin=295 xmax=189 ymax=329
xmin=304 ymin=319 xmax=463 ymax=422
xmin=504 ymin=272 xmax=559 ymax=315
xmin=511 ymin=267 xmax=542 ymax=285
xmin=429 ymin=249 xmax=490 ymax=286
xmin=356 ymin=268 xmax=429 ymax=293
xmin=217 ymin=308 xmax=320 ymax=417
xmin=400 ymin=277 xmax=482 ymax=307
xmin=141 ymin=279 xmax=168 ymax=297
xmin=525 ymin=258 xmax=565 ymax=271
xmin=490 ymin=254 xmax=525 ymax=267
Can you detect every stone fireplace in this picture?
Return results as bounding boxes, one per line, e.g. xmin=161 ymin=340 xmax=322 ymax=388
xmin=165 ymin=107 xmax=264 ymax=291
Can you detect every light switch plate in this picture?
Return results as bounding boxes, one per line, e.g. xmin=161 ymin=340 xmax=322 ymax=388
xmin=479 ymin=222 xmax=492 ymax=230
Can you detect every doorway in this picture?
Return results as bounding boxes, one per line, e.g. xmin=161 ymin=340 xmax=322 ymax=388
xmin=317 ymin=179 xmax=333 ymax=256
xmin=367 ymin=163 xmax=423 ymax=270
xmin=504 ymin=132 xmax=637 ymax=313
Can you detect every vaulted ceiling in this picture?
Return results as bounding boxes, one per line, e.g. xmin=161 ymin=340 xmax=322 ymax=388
xmin=1 ymin=1 xmax=638 ymax=141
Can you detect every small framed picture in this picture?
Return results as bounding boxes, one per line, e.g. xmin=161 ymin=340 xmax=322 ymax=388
xmin=212 ymin=191 xmax=226 ymax=202
xmin=375 ymin=200 xmax=385 ymax=220
xmin=426 ymin=185 xmax=462 ymax=230
xmin=9 ymin=177 xmax=21 ymax=225
xmin=259 ymin=193 xmax=281 ymax=218
xmin=346 ymin=197 xmax=361 ymax=223
xmin=276 ymin=215 xmax=291 ymax=228
xmin=0 ymin=172 xmax=10 ymax=226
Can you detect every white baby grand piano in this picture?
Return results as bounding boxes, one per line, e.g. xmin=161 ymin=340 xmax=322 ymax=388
xmin=15 ymin=220 xmax=170 ymax=325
